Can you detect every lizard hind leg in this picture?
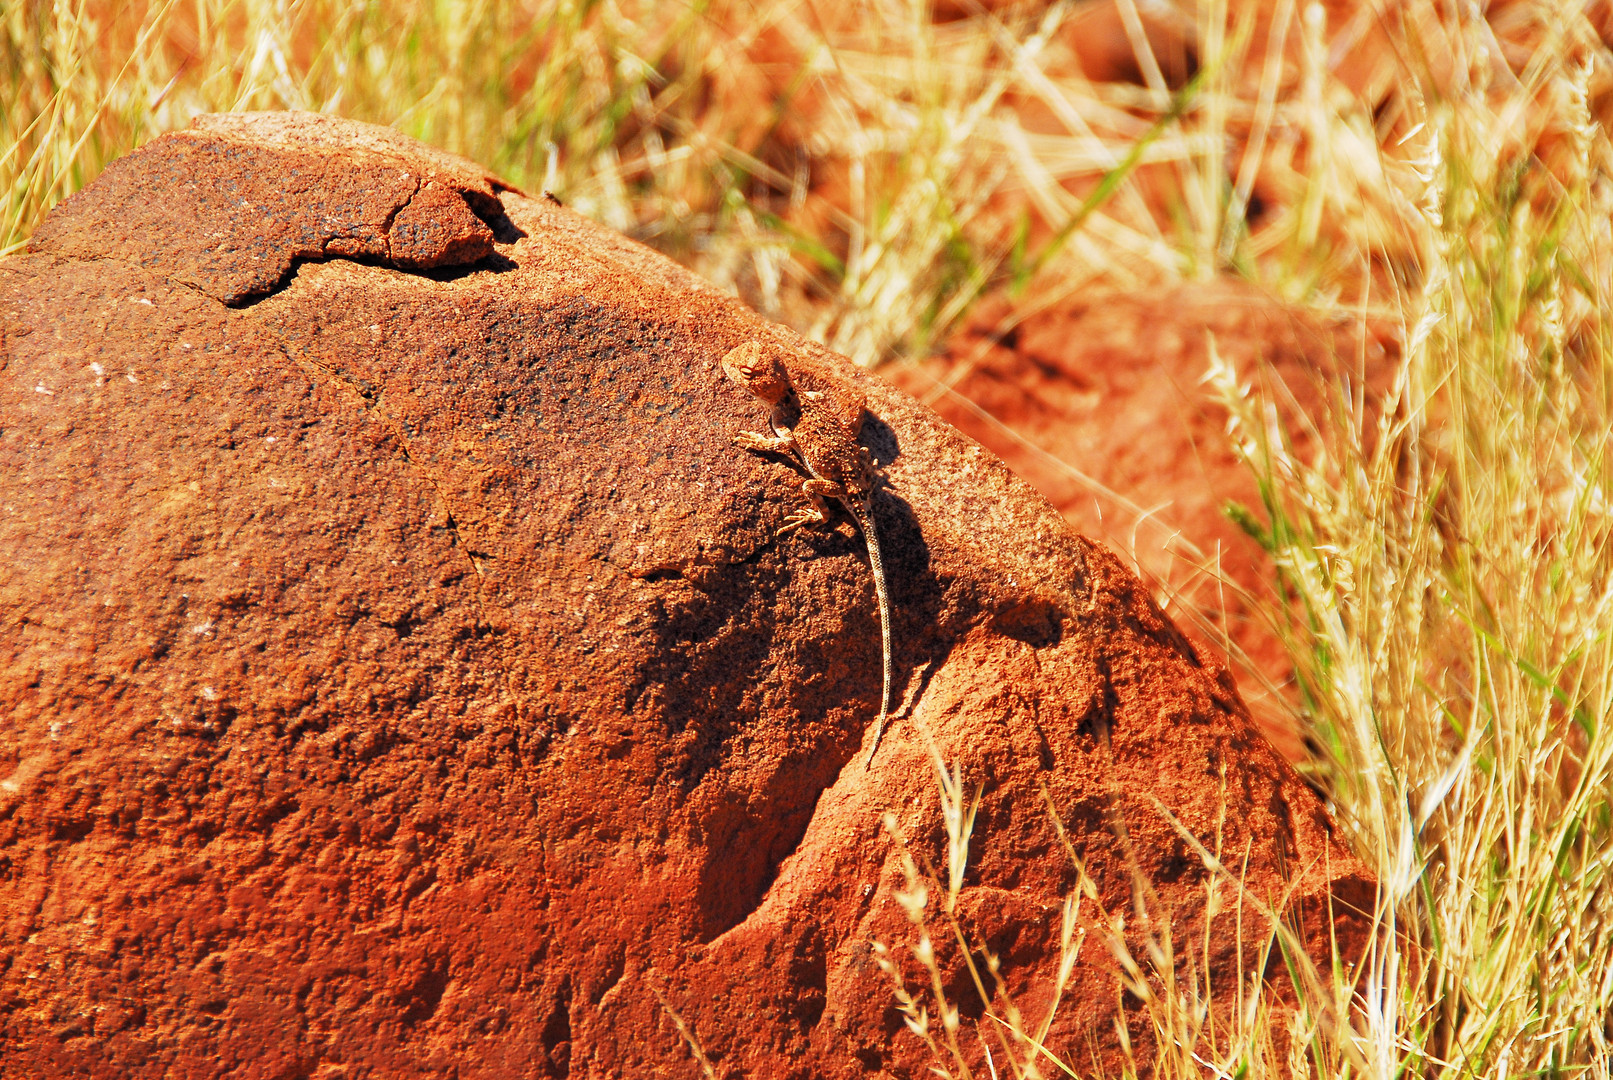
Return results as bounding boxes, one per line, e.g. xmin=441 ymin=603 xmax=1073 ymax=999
xmin=776 ymin=482 xmax=842 ymax=537
xmin=776 ymin=501 xmax=829 ymax=537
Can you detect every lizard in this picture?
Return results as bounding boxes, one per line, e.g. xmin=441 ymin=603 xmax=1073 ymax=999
xmin=720 ymin=340 xmax=894 ymax=769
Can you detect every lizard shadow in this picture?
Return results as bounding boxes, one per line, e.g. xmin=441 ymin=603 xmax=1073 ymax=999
xmin=852 ymin=411 xmax=960 ymax=725
xmin=857 ymin=409 xmax=900 ymax=470
xmin=862 ymin=407 xmax=1064 ymax=645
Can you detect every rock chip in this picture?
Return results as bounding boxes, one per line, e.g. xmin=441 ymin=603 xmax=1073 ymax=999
xmin=0 ymin=112 xmax=1372 ymax=1078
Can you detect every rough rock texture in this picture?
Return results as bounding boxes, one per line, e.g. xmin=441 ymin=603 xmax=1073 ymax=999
xmin=0 ymin=113 xmax=1372 ymax=1078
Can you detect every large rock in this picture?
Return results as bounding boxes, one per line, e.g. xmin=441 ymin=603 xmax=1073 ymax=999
xmin=0 ymin=113 xmax=1370 ymax=1077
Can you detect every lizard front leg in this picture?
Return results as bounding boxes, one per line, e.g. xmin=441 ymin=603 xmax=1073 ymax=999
xmin=777 ymin=478 xmax=845 ymax=536
xmin=733 ymin=429 xmax=797 ymax=455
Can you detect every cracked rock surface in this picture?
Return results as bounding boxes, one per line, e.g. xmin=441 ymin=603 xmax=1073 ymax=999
xmin=0 ymin=112 xmax=1372 ymax=1078
xmin=26 ymin=111 xmax=506 ymax=305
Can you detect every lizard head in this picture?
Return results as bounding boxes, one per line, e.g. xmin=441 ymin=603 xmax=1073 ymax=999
xmin=721 ymin=341 xmax=795 ymax=407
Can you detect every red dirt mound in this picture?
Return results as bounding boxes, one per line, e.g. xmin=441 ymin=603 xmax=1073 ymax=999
xmin=0 ymin=112 xmax=1371 ymax=1078
xmin=891 ymin=289 xmax=1397 ymax=761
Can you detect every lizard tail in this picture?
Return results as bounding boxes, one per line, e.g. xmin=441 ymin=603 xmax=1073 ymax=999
xmin=862 ymin=511 xmax=893 ymax=771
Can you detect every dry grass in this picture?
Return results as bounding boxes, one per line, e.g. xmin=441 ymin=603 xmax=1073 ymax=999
xmin=1204 ymin=8 xmax=1613 ymax=1076
xmin=8 ymin=0 xmax=1613 ymax=1076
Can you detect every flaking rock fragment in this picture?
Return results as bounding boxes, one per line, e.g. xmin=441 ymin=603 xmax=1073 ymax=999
xmin=27 ymin=111 xmax=503 ymax=304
